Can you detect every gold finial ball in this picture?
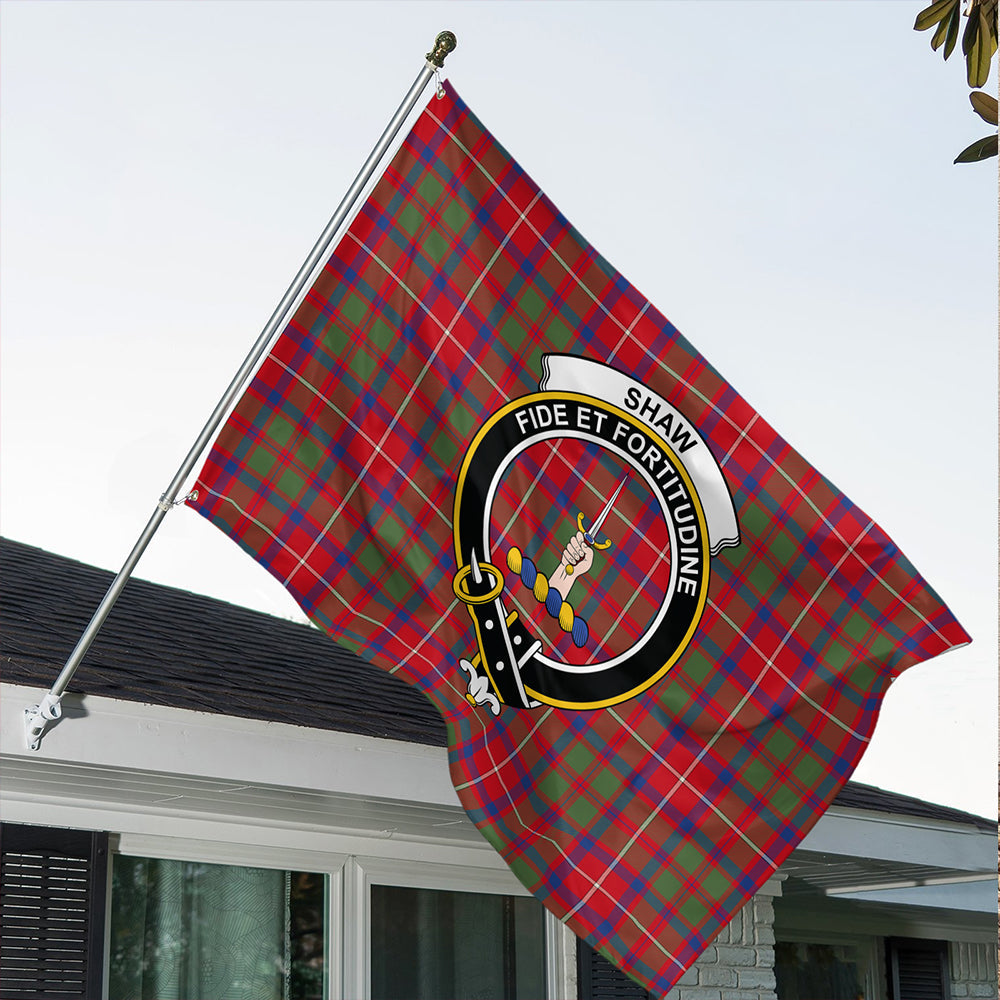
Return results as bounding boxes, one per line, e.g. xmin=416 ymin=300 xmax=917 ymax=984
xmin=427 ymin=31 xmax=457 ymax=68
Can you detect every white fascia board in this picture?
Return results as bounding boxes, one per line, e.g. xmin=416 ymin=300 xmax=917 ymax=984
xmin=799 ymin=807 xmax=996 ymax=874
xmin=2 ymin=683 xmax=458 ymax=807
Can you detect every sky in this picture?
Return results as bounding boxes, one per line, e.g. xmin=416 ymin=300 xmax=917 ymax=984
xmin=2 ymin=1 xmax=996 ymax=819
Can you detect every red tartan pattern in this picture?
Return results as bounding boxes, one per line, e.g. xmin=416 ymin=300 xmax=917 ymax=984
xmin=190 ymin=84 xmax=969 ymax=997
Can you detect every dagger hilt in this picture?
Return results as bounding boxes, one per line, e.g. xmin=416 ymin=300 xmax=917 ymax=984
xmin=564 ymin=511 xmax=612 ymax=575
xmin=506 ymin=548 xmax=589 ymax=647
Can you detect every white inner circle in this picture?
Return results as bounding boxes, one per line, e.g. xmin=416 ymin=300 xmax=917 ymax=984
xmin=482 ymin=428 xmax=679 ymax=676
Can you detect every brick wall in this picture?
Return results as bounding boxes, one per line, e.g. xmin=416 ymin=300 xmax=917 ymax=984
xmin=949 ymin=941 xmax=999 ymax=999
xmin=665 ymin=892 xmax=778 ymax=1000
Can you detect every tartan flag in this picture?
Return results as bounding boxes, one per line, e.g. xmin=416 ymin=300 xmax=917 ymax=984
xmin=190 ymin=83 xmax=968 ymax=997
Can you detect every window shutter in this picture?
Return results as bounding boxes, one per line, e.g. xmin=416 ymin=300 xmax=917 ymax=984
xmin=886 ymin=937 xmax=951 ymax=1000
xmin=0 ymin=823 xmax=109 ymax=999
xmin=578 ymin=939 xmax=654 ymax=1000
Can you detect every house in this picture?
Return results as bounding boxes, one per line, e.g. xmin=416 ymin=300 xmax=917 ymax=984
xmin=1 ymin=537 xmax=995 ymax=1000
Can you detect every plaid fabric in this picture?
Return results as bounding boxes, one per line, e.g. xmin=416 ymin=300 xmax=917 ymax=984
xmin=190 ymin=84 xmax=969 ymax=997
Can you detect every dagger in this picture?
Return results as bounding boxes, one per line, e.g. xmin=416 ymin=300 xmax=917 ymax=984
xmin=564 ymin=476 xmax=628 ymax=576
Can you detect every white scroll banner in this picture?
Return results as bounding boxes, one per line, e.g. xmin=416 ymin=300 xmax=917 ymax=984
xmin=539 ymin=354 xmax=741 ymax=556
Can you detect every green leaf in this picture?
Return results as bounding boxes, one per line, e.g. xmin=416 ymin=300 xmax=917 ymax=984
xmin=943 ymin=4 xmax=962 ymax=57
xmin=954 ymin=134 xmax=999 ymax=162
xmin=931 ymin=4 xmax=955 ymax=49
xmin=915 ymin=0 xmax=959 ymax=31
xmin=967 ymin=7 xmax=996 ymax=86
xmin=962 ymin=5 xmax=979 ymax=55
xmin=971 ymin=90 xmax=999 ymax=124
xmin=981 ymin=0 xmax=999 ymax=44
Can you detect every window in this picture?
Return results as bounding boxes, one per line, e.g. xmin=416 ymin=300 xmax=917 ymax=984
xmin=370 ymin=884 xmax=545 ymax=1000
xmin=775 ymin=939 xmax=870 ymax=1000
xmin=109 ymin=856 xmax=327 ymax=1000
xmin=348 ymin=857 xmax=552 ymax=1000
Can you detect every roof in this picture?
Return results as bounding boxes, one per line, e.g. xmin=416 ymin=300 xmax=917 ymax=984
xmin=832 ymin=781 xmax=995 ymax=832
xmin=3 ymin=537 xmax=994 ymax=832
xmin=2 ymin=536 xmax=444 ymax=746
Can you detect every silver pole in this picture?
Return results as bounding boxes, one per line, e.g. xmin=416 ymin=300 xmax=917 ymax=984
xmin=24 ymin=31 xmax=458 ymax=751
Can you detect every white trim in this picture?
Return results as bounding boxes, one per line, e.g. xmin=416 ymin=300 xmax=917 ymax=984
xmin=344 ymin=859 xmax=367 ymax=1000
xmin=355 ymin=855 xmax=531 ymax=896
xmin=6 ymin=682 xmax=993 ymax=846
xmin=100 ymin=847 xmax=113 ymax=1000
xmin=2 ymin=683 xmax=458 ymax=807
xmin=0 ymin=796 xmax=501 ymax=870
xmin=7 ymin=681 xmax=992 ymax=867
xmin=546 ymin=917 xmax=578 ymax=1000
xmin=115 ymin=832 xmax=349 ymax=874
xmin=327 ymin=862 xmax=346 ymax=1000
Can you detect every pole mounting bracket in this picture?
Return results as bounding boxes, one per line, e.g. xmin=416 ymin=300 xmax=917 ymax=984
xmin=24 ymin=692 xmax=63 ymax=751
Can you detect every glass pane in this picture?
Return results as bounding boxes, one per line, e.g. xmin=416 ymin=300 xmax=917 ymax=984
xmin=775 ymin=941 xmax=865 ymax=1000
xmin=371 ymin=884 xmax=546 ymax=1000
xmin=290 ymin=871 xmax=327 ymax=1000
xmin=109 ymin=856 xmax=326 ymax=1000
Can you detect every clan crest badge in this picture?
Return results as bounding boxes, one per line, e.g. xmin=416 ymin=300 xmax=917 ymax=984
xmin=452 ymin=354 xmax=740 ymax=713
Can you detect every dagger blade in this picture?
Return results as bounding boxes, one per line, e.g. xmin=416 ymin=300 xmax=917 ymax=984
xmin=584 ymin=476 xmax=628 ymax=543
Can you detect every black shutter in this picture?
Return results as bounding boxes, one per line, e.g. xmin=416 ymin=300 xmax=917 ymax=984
xmin=578 ymin=938 xmax=654 ymax=1000
xmin=0 ymin=823 xmax=109 ymax=999
xmin=886 ymin=937 xmax=951 ymax=1000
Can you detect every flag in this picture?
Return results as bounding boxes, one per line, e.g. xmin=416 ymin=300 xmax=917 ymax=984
xmin=190 ymin=83 xmax=969 ymax=997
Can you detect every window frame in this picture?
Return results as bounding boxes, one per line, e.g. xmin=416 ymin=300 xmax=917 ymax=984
xmin=344 ymin=856 xmax=570 ymax=1000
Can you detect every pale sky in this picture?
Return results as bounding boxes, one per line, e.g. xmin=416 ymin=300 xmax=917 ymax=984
xmin=2 ymin=0 xmax=996 ymax=818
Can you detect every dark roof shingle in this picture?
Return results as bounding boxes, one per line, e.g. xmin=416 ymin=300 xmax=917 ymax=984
xmin=2 ymin=537 xmax=447 ymax=746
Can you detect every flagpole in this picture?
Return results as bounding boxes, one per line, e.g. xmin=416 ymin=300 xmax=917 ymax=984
xmin=23 ymin=30 xmax=458 ymax=751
